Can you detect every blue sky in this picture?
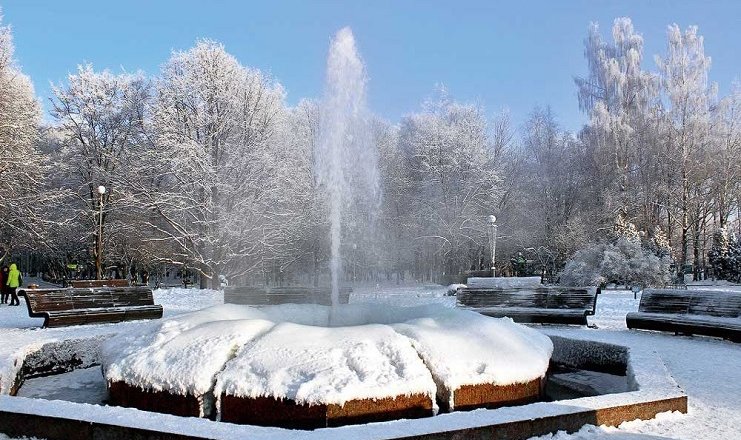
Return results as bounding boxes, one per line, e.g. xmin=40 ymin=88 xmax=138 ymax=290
xmin=2 ymin=0 xmax=740 ymax=132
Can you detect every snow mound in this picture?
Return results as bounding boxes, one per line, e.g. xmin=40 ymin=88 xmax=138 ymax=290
xmin=393 ymin=308 xmax=552 ymax=398
xmin=102 ymin=304 xmax=272 ymax=395
xmin=102 ymin=303 xmax=552 ymax=409
xmin=216 ymin=322 xmax=436 ymax=407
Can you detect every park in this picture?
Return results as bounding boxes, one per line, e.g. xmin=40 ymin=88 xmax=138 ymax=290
xmin=0 ymin=2 xmax=739 ymax=440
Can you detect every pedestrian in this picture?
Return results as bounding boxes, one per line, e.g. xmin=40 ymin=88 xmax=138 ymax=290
xmin=6 ymin=263 xmax=22 ymax=306
xmin=0 ymin=265 xmax=9 ymax=304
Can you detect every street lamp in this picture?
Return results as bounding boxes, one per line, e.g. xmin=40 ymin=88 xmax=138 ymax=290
xmin=96 ymin=185 xmax=106 ymax=280
xmin=488 ymin=215 xmax=497 ymax=277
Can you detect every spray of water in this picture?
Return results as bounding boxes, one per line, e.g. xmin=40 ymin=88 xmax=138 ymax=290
xmin=316 ymin=27 xmax=378 ymax=314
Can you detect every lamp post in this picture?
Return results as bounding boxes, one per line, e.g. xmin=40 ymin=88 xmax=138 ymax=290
xmin=96 ymin=185 xmax=106 ymax=280
xmin=488 ymin=215 xmax=497 ymax=277
xmin=352 ymin=243 xmax=357 ymax=282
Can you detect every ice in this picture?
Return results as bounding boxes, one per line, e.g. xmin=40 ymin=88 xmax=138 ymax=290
xmin=17 ymin=366 xmax=107 ymax=404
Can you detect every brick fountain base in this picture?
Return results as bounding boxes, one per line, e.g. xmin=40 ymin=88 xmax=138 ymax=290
xmin=107 ymin=376 xmax=546 ymax=428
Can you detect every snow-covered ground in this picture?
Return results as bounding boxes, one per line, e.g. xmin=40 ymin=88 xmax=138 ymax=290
xmin=0 ymin=282 xmax=739 ymax=439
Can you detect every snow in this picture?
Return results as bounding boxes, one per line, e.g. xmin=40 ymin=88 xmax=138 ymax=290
xmin=103 ymin=301 xmax=550 ymax=410
xmin=392 ymin=309 xmax=552 ymax=408
xmin=0 ymin=282 xmax=739 ymax=440
xmin=103 ymin=315 xmax=275 ymax=402
xmin=531 ymin=412 xmax=686 ymax=439
xmin=216 ymin=322 xmax=437 ymax=407
xmin=466 ymin=276 xmax=543 ymax=288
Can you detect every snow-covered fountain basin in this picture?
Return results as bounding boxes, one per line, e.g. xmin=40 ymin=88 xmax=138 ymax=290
xmin=101 ymin=303 xmax=553 ymax=429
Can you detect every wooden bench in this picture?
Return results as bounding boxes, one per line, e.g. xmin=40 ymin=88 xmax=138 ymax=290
xmin=19 ymin=287 xmax=163 ymax=328
xmin=626 ymin=289 xmax=741 ymax=342
xmin=224 ymin=286 xmax=351 ymax=306
xmin=456 ymin=286 xmax=599 ymax=325
xmin=68 ymin=279 xmax=131 ymax=288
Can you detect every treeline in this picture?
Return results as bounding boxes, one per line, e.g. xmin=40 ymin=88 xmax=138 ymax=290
xmin=0 ymin=16 xmax=739 ymax=287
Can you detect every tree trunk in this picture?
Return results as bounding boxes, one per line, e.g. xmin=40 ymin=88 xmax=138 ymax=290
xmin=693 ymin=221 xmax=701 ymax=281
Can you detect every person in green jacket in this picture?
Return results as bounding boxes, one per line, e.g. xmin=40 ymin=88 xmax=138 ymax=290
xmin=6 ymin=263 xmax=22 ymax=306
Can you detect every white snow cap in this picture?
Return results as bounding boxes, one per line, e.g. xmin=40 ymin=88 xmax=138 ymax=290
xmin=102 ymin=303 xmax=552 ymax=409
xmin=393 ymin=308 xmax=553 ymax=392
xmin=466 ymin=276 xmax=543 ymax=289
xmin=216 ymin=322 xmax=437 ymax=406
xmin=102 ymin=304 xmax=272 ymax=396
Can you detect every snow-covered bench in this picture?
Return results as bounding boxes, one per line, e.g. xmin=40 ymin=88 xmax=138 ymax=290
xmin=68 ymin=279 xmax=130 ymax=288
xmin=626 ymin=288 xmax=741 ymax=342
xmin=456 ymin=286 xmax=599 ymax=325
xmin=19 ymin=286 xmax=163 ymax=328
xmin=224 ymin=286 xmax=351 ymax=306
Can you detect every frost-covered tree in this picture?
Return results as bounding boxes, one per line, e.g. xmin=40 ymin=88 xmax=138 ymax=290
xmin=512 ymin=107 xmax=593 ymax=268
xmin=656 ymin=24 xmax=717 ymax=276
xmin=50 ymin=65 xmax=150 ymax=278
xmin=375 ymin=118 xmax=411 ymax=281
xmin=561 ymin=215 xmax=670 ymax=287
xmin=0 ymin=12 xmax=48 ymax=256
xmin=571 ymin=19 xmax=737 ymax=282
xmin=575 ymin=18 xmax=658 ymax=227
xmin=136 ymin=40 xmax=291 ymax=288
xmin=398 ymin=92 xmax=505 ymax=279
xmin=727 ymin=235 xmax=741 ymax=283
xmin=707 ymin=227 xmax=741 ymax=282
xmin=708 ymin=228 xmax=729 ymax=280
xmin=560 ymin=238 xmax=671 ymax=287
xmin=278 ymin=99 xmax=326 ymax=285
xmin=709 ymin=82 xmax=741 ymax=230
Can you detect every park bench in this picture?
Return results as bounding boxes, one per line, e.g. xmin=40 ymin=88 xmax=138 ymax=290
xmin=19 ymin=286 xmax=163 ymax=328
xmin=456 ymin=286 xmax=600 ymax=325
xmin=68 ymin=279 xmax=130 ymax=288
xmin=626 ymin=288 xmax=741 ymax=342
xmin=224 ymin=286 xmax=351 ymax=306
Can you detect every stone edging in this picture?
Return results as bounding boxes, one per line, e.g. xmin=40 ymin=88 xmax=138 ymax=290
xmin=0 ymin=336 xmax=687 ymax=440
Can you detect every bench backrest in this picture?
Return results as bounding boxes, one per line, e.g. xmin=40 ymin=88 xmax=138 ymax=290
xmin=457 ymin=286 xmax=598 ymax=313
xmin=21 ymin=287 xmax=155 ymax=317
xmin=224 ymin=286 xmax=351 ymax=306
xmin=639 ymin=289 xmax=741 ymax=318
xmin=69 ymin=279 xmax=130 ymax=288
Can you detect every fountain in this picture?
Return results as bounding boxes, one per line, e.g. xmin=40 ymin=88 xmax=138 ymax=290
xmin=98 ymin=28 xmax=554 ymax=429
xmin=0 ymin=27 xmax=690 ymax=440
xmin=315 ymin=26 xmax=379 ymax=312
xmin=102 ymin=303 xmax=552 ymax=428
